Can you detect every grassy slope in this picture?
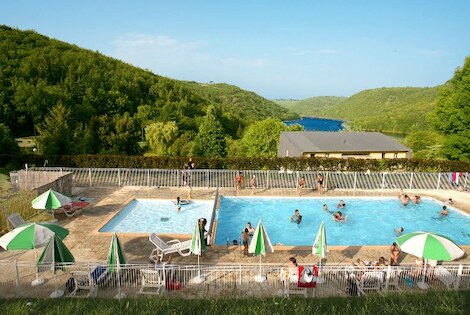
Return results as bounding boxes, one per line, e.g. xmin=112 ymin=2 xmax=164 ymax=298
xmin=275 ymin=87 xmax=440 ymax=134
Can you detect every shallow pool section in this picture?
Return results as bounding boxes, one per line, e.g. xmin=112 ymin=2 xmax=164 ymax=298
xmin=99 ymin=199 xmax=214 ymax=234
xmin=215 ymin=197 xmax=470 ymax=246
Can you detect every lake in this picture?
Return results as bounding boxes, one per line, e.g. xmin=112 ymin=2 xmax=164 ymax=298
xmin=284 ymin=117 xmax=344 ymax=131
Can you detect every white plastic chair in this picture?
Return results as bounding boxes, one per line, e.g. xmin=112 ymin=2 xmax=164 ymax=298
xmin=137 ymin=269 xmax=166 ymax=295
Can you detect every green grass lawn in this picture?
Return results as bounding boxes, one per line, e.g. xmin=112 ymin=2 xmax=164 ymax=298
xmin=0 ymin=291 xmax=469 ymax=315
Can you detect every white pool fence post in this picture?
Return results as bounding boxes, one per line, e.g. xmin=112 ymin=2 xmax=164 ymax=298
xmin=409 ymin=173 xmax=414 ymax=190
xmin=14 ymin=260 xmax=19 ymax=287
xmin=266 ymin=171 xmax=270 ymax=189
xmin=455 ymin=264 xmax=463 ymax=290
xmin=436 ymin=173 xmax=441 ymax=190
xmin=464 ymin=173 xmax=468 ymax=191
xmin=207 ymin=170 xmax=210 ymax=188
xmin=88 ymin=168 xmax=92 ymax=187
xmin=381 ymin=173 xmax=386 ymax=189
xmin=385 ymin=265 xmax=391 ymax=292
xmin=353 ymin=172 xmax=357 ymax=191
xmin=325 ymin=172 xmax=329 ymax=191
xmin=239 ymin=265 xmax=242 ymax=285
xmin=118 ymin=168 xmax=121 ymax=187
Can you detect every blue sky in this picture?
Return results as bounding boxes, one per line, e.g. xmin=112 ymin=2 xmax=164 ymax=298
xmin=1 ymin=1 xmax=469 ymax=99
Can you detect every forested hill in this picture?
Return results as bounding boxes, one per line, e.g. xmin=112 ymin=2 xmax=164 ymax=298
xmin=0 ymin=25 xmax=295 ymax=154
xmin=275 ymin=87 xmax=439 ymax=134
xmin=274 ymin=96 xmax=346 ymax=117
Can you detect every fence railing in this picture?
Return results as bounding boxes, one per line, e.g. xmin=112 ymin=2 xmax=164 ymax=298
xmin=28 ymin=167 xmax=469 ymax=191
xmin=0 ymin=261 xmax=469 ymax=299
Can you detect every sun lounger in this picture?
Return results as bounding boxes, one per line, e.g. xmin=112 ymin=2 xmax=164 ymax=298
xmin=69 ymin=266 xmax=107 ymax=297
xmin=148 ymin=233 xmax=191 ymax=261
xmin=137 ymin=269 xmax=166 ymax=295
xmin=59 ymin=202 xmax=89 ymax=217
xmin=434 ymin=266 xmax=457 ymax=289
xmin=7 ymin=213 xmax=26 ymax=228
xmin=355 ymin=271 xmax=384 ymax=296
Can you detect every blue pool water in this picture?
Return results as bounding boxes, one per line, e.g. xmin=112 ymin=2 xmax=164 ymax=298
xmin=284 ymin=117 xmax=344 ymax=131
xmin=215 ymin=197 xmax=470 ymax=246
xmin=99 ymin=199 xmax=214 ymax=234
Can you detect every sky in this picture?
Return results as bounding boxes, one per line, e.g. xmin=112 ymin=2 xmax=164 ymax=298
xmin=1 ymin=1 xmax=470 ymax=99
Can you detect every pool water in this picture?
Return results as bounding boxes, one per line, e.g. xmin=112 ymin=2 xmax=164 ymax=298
xmin=215 ymin=197 xmax=470 ymax=246
xmin=99 ymin=199 xmax=214 ymax=234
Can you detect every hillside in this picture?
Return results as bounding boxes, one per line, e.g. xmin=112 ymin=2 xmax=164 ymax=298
xmin=0 ymin=25 xmax=295 ymax=154
xmin=276 ymin=87 xmax=439 ymax=134
xmin=273 ymin=96 xmax=346 ymax=116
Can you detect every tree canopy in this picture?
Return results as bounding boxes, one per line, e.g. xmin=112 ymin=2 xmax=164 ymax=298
xmin=432 ymin=56 xmax=470 ymax=161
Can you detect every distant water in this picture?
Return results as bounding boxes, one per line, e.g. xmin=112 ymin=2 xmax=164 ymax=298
xmin=284 ymin=117 xmax=344 ymax=131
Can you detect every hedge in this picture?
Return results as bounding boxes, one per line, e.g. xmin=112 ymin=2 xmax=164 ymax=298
xmin=1 ymin=154 xmax=469 ymax=172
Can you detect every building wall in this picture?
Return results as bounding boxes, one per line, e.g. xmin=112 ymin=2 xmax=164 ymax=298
xmin=303 ymin=151 xmax=410 ymax=159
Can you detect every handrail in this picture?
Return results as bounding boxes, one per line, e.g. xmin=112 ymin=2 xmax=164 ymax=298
xmin=26 ymin=167 xmax=469 ymax=191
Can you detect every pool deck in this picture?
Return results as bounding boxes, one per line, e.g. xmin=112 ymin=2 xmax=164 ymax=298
xmin=1 ymin=186 xmax=469 ymax=266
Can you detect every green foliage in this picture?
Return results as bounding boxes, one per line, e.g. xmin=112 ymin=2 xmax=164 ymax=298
xmin=145 ymin=121 xmax=179 ymax=156
xmin=277 ymin=87 xmax=439 ymax=134
xmin=0 ymin=25 xmax=296 ymax=156
xmin=35 ymin=101 xmax=72 ymax=155
xmin=404 ymin=131 xmax=444 ymax=159
xmin=193 ymin=106 xmax=227 ymax=157
xmin=274 ymin=96 xmax=346 ymax=116
xmin=0 ymin=123 xmax=19 ymax=154
xmin=432 ymin=56 xmax=470 ymax=161
xmin=235 ymin=118 xmax=304 ymax=158
xmin=7 ymin=154 xmax=470 ymax=172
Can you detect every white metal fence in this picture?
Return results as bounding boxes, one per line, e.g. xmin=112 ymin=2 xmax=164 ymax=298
xmin=0 ymin=261 xmax=469 ymax=299
xmin=27 ymin=167 xmax=469 ymax=191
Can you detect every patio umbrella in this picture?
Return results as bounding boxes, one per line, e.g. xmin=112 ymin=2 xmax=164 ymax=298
xmin=396 ymin=231 xmax=465 ymax=289
xmin=190 ymin=221 xmax=206 ymax=283
xmin=0 ymin=222 xmax=69 ymax=286
xmin=37 ymin=233 xmax=75 ymax=273
xmin=312 ymin=221 xmax=327 ymax=283
xmin=248 ymin=220 xmax=274 ymax=282
xmin=107 ymin=233 xmax=127 ymax=298
xmin=32 ymin=189 xmax=72 ymax=222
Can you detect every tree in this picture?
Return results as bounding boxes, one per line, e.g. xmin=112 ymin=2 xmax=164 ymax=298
xmin=235 ymin=118 xmax=303 ymax=157
xmin=0 ymin=123 xmax=20 ymax=154
xmin=35 ymin=101 xmax=72 ymax=155
xmin=403 ymin=131 xmax=444 ymax=159
xmin=432 ymin=56 xmax=470 ymax=160
xmin=193 ymin=105 xmax=227 ymax=157
xmin=145 ymin=121 xmax=179 ymax=156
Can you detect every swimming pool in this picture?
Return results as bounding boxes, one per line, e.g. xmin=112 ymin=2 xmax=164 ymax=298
xmin=99 ymin=199 xmax=215 ymax=234
xmin=215 ymin=196 xmax=470 ymax=246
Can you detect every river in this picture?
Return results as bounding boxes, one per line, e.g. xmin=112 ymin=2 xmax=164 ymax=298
xmin=284 ymin=117 xmax=344 ymax=131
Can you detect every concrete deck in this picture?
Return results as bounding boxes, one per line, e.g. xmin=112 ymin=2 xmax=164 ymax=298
xmin=1 ymin=187 xmax=469 ymax=266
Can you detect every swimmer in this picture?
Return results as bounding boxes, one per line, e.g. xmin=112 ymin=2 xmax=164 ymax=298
xmin=412 ymin=195 xmax=421 ymax=204
xmin=175 ymin=196 xmax=181 ymax=212
xmin=337 ymin=200 xmax=346 ymax=208
xmin=440 ymin=206 xmax=448 ymax=216
xmin=446 ymin=198 xmax=453 ymax=205
xmin=394 ymin=227 xmax=404 ymax=236
xmin=290 ymin=210 xmax=302 ymax=224
xmin=333 ymin=211 xmax=346 ymax=222
xmin=401 ymin=194 xmax=410 ymax=206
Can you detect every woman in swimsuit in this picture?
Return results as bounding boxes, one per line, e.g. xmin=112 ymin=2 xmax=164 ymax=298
xmin=390 ymin=242 xmax=400 ymax=266
xmin=297 ymin=176 xmax=306 ymax=196
xmin=317 ymin=174 xmax=324 ymax=195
